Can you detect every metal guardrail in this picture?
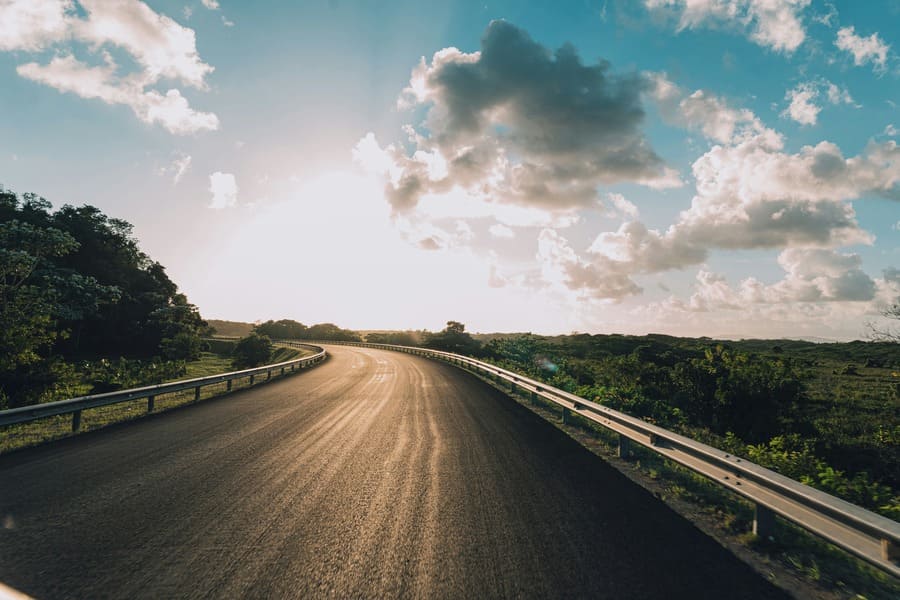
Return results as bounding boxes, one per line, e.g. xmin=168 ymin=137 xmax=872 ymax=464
xmin=314 ymin=340 xmax=900 ymax=578
xmin=0 ymin=343 xmax=326 ymax=432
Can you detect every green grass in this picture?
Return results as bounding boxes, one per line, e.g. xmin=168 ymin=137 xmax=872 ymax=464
xmin=0 ymin=344 xmax=315 ymax=455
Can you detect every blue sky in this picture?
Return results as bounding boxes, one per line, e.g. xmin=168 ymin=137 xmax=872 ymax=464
xmin=0 ymin=0 xmax=898 ymax=339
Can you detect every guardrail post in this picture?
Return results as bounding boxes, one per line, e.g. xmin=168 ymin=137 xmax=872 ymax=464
xmin=194 ymin=386 xmax=201 ymax=401
xmin=883 ymin=538 xmax=899 ymax=563
xmin=72 ymin=410 xmax=82 ymax=432
xmin=281 ymin=367 xmax=285 ymax=376
xmin=753 ymin=504 xmax=776 ymax=540
xmin=562 ymin=407 xmax=571 ymax=425
xmin=617 ymin=435 xmax=632 ymax=458
xmin=147 ymin=395 xmax=155 ymax=413
xmin=266 ymin=370 xmax=272 ymax=380
xmin=530 ymin=391 xmax=538 ymax=405
xmin=249 ymin=374 xmax=255 ymax=385
xmin=226 ymin=379 xmax=232 ymax=392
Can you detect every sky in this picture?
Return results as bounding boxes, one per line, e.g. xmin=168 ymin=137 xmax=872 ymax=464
xmin=0 ymin=0 xmax=898 ymax=340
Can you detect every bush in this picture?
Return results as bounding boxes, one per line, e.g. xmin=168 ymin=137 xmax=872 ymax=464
xmin=232 ymin=333 xmax=273 ymax=368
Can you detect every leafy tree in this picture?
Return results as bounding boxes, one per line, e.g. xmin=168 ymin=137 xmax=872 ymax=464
xmin=423 ymin=321 xmax=482 ymax=355
xmin=0 ymin=219 xmax=79 ymax=372
xmin=365 ymin=331 xmax=419 ymax=345
xmin=304 ymin=322 xmax=362 ymax=341
xmin=232 ymin=333 xmax=273 ymax=368
xmin=254 ymin=319 xmax=308 ymax=340
xmin=0 ymin=188 xmax=207 ymax=407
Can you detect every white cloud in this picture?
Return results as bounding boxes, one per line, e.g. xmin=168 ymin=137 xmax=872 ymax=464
xmin=1 ymin=0 xmax=218 ymax=134
xmin=572 ymin=107 xmax=898 ymax=299
xmin=781 ymin=80 xmax=854 ymax=126
xmin=783 ymin=82 xmax=820 ymax=125
xmin=17 ymin=55 xmax=219 ymax=134
xmin=812 ymin=2 xmax=837 ymax=27
xmin=644 ymin=0 xmax=811 ymax=53
xmin=674 ymin=248 xmax=876 ymax=314
xmin=835 ymin=26 xmax=890 ymax=71
xmin=158 ymin=151 xmax=192 ymax=184
xmin=489 ymin=223 xmax=515 ymax=239
xmin=73 ymin=0 xmax=213 ymax=88
xmin=885 ymin=124 xmax=898 ymax=137
xmin=538 ymin=228 xmax=642 ymax=301
xmin=201 ymin=0 xmax=220 ymax=9
xmin=209 ymin=172 xmax=238 ymax=209
xmin=0 ymin=0 xmax=72 ymax=52
xmin=603 ymin=192 xmax=640 ymax=219
xmin=825 ymin=82 xmax=853 ymax=105
xmin=649 ymin=72 xmax=778 ymax=144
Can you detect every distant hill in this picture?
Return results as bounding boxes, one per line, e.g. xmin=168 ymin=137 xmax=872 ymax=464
xmin=207 ymin=319 xmax=255 ymax=338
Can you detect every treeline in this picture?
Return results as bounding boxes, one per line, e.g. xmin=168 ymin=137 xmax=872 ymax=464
xmin=0 ymin=188 xmax=208 ymax=408
xmin=251 ymin=319 xmax=362 ymax=342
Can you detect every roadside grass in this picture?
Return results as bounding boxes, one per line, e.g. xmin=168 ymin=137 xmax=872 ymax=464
xmin=799 ymin=360 xmax=900 ymax=489
xmin=0 ymin=345 xmax=313 ymax=456
xmin=460 ymin=363 xmax=900 ymax=600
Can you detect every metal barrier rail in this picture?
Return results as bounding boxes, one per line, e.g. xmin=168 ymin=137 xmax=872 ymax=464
xmin=313 ymin=339 xmax=900 ymax=578
xmin=0 ymin=344 xmax=326 ymax=432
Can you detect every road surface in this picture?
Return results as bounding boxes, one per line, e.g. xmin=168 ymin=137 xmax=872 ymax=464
xmin=0 ymin=345 xmax=788 ymax=599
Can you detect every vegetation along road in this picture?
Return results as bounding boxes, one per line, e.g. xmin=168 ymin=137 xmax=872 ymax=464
xmin=0 ymin=345 xmax=788 ymax=598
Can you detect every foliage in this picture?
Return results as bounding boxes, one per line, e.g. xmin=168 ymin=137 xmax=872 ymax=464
xmin=206 ymin=319 xmax=254 ymax=338
xmin=479 ymin=332 xmax=899 ymax=517
xmin=365 ymin=331 xmax=420 ymax=345
xmin=252 ymin=319 xmax=361 ymax=342
xmin=232 ymin=333 xmax=273 ymax=368
xmin=254 ymin=319 xmax=308 ymax=339
xmin=423 ymin=321 xmax=482 ymax=355
xmin=0 ymin=188 xmax=207 ymax=407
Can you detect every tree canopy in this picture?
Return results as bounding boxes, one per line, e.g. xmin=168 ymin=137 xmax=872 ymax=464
xmin=0 ymin=188 xmax=207 ymax=407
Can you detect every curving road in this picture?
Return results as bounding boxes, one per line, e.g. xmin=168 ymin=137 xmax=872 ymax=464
xmin=0 ymin=345 xmax=788 ymax=599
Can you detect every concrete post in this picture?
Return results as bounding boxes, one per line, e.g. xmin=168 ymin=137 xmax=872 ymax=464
xmin=753 ymin=504 xmax=776 ymax=539
xmin=618 ymin=435 xmax=632 ymax=458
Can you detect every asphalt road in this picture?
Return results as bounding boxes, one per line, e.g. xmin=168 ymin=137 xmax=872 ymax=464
xmin=0 ymin=345 xmax=789 ymax=599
